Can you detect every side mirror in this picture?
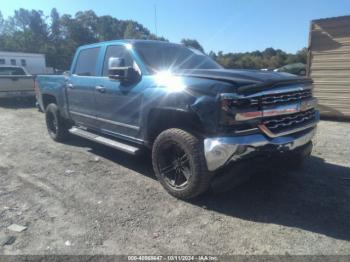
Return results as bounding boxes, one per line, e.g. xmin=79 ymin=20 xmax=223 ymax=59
xmin=108 ymin=57 xmax=139 ymax=83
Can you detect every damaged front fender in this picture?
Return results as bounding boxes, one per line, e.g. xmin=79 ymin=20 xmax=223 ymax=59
xmin=190 ymin=95 xmax=220 ymax=134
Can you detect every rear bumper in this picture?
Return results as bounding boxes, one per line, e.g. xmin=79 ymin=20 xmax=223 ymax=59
xmin=204 ymin=127 xmax=317 ymax=171
xmin=0 ymin=91 xmax=35 ymax=98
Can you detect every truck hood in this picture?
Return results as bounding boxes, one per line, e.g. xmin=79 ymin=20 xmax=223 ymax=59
xmin=176 ymin=69 xmax=312 ymax=95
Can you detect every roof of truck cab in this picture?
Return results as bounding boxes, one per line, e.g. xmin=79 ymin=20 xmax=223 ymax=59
xmin=78 ymin=39 xmax=179 ymax=49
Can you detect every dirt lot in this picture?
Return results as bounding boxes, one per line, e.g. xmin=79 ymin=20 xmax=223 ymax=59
xmin=0 ymin=99 xmax=350 ymax=255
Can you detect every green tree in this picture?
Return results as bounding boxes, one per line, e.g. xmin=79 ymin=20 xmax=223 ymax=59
xmin=96 ymin=15 xmax=122 ymax=41
xmin=123 ymin=21 xmax=139 ymax=39
xmin=296 ymin=48 xmax=308 ymax=64
xmin=0 ymin=11 xmax=4 ymax=47
xmin=0 ymin=8 xmax=169 ymax=69
xmin=208 ymin=51 xmax=217 ymax=60
xmin=180 ymin=38 xmax=204 ymax=53
xmin=50 ymin=8 xmax=61 ymax=41
xmin=123 ymin=20 xmax=159 ymax=40
xmin=0 ymin=8 xmax=306 ymax=71
xmin=1 ymin=9 xmax=48 ymax=53
xmin=211 ymin=47 xmax=307 ymax=70
xmin=0 ymin=11 xmax=4 ymax=34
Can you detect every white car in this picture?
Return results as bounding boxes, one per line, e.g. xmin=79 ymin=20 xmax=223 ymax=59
xmin=0 ymin=66 xmax=35 ymax=98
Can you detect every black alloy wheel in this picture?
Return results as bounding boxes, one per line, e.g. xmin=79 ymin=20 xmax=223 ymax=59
xmin=152 ymin=128 xmax=212 ymax=199
xmin=158 ymin=142 xmax=192 ymax=189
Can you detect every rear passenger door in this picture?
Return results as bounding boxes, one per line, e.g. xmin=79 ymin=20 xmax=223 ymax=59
xmin=67 ymin=47 xmax=100 ymax=128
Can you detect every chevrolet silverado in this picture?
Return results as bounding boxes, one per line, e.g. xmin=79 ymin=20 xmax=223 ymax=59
xmin=36 ymin=40 xmax=319 ymax=199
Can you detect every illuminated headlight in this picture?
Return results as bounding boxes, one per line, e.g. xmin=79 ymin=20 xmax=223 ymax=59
xmin=154 ymin=71 xmax=186 ymax=92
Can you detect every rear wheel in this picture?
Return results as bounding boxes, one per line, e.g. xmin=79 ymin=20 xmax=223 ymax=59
xmin=45 ymin=103 xmax=70 ymax=142
xmin=152 ymin=128 xmax=211 ymax=199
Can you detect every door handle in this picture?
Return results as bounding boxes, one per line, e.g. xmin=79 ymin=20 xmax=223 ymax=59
xmin=95 ymin=85 xmax=106 ymax=93
xmin=67 ymin=83 xmax=74 ymax=89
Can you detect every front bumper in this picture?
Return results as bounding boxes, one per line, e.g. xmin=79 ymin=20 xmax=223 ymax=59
xmin=204 ymin=127 xmax=317 ymax=171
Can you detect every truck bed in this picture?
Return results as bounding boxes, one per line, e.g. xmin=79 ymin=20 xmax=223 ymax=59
xmin=36 ymin=74 xmax=67 ymax=112
xmin=0 ymin=75 xmax=35 ymax=98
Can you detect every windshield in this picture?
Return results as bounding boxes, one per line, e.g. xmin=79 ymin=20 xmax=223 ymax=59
xmin=133 ymin=42 xmax=222 ymax=73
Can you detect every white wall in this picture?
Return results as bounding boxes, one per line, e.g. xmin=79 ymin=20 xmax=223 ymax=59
xmin=0 ymin=52 xmax=47 ymax=74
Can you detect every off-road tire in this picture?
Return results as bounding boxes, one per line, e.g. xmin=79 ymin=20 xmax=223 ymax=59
xmin=152 ymin=128 xmax=211 ymax=199
xmin=45 ymin=103 xmax=70 ymax=142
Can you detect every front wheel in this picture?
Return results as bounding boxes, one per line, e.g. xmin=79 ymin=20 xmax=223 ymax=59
xmin=45 ymin=103 xmax=70 ymax=142
xmin=152 ymin=128 xmax=212 ymax=199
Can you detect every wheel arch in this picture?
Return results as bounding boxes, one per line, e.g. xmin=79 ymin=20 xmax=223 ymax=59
xmin=42 ymin=94 xmax=58 ymax=110
xmin=146 ymin=107 xmax=205 ymax=144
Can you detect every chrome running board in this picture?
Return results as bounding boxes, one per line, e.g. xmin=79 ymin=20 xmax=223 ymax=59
xmin=69 ymin=127 xmax=140 ymax=155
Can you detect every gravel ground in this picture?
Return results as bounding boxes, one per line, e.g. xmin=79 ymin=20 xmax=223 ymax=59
xmin=0 ymin=99 xmax=350 ymax=255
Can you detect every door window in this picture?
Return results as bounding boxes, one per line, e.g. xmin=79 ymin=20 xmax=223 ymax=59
xmin=74 ymin=47 xmax=100 ymax=76
xmin=102 ymin=45 xmax=133 ymax=76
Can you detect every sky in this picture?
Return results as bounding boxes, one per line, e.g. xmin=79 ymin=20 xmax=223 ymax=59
xmin=1 ymin=0 xmax=349 ymax=54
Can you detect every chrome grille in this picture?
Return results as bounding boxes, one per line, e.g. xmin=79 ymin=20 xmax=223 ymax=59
xmin=261 ymin=89 xmax=312 ymax=106
xmin=227 ymin=89 xmax=313 ymax=108
xmin=224 ymin=86 xmax=318 ymax=136
xmin=263 ymin=109 xmax=316 ymax=134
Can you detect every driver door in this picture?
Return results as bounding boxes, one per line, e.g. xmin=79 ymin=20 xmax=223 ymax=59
xmin=94 ymin=45 xmax=143 ymax=139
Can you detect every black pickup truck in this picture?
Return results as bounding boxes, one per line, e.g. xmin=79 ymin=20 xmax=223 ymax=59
xmin=36 ymin=40 xmax=319 ymax=199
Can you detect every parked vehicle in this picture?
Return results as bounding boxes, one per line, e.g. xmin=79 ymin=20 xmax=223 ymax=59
xmin=0 ymin=66 xmax=35 ymax=98
xmin=274 ymin=63 xmax=306 ymax=76
xmin=36 ymin=40 xmax=319 ymax=199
